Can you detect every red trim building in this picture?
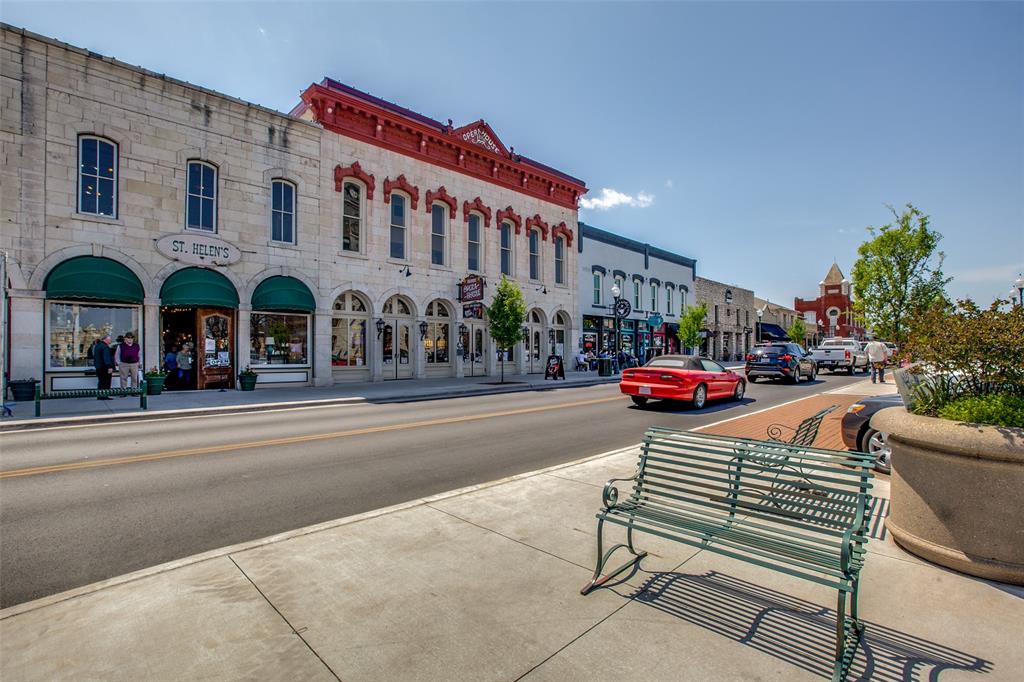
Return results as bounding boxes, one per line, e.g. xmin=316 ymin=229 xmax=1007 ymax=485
xmin=794 ymin=263 xmax=866 ymax=341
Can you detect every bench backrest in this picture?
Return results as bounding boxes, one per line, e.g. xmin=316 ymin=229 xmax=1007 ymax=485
xmin=786 ymin=405 xmax=837 ymax=447
xmin=632 ymin=427 xmax=873 ymax=541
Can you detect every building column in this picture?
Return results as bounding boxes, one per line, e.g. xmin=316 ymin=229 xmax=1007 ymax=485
xmin=519 ymin=335 xmax=528 ymax=375
xmin=143 ymin=297 xmax=160 ymax=372
xmin=236 ymin=304 xmax=251 ymax=379
xmin=8 ymin=290 xmax=44 ymax=385
xmin=313 ymin=309 xmax=333 ymax=387
xmin=414 ymin=316 xmax=426 ymax=379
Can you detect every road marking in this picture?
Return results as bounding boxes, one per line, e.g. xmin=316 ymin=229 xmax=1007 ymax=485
xmin=0 ymin=395 xmax=625 ymax=480
xmin=690 ymin=394 xmax=820 ymax=432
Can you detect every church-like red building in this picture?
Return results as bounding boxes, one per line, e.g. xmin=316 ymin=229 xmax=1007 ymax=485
xmin=794 ymin=263 xmax=866 ymax=341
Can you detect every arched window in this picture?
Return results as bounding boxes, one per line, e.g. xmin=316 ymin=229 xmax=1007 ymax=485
xmin=500 ymin=221 xmax=513 ymax=276
xmin=382 ymin=295 xmax=413 ymax=316
xmin=186 ymin=160 xmax=217 ymax=232
xmin=424 ymin=300 xmax=451 ymax=364
xmin=431 ymin=204 xmax=448 ymax=266
xmin=332 ymin=291 xmax=369 ymax=368
xmin=467 ymin=213 xmax=482 ymax=272
xmin=271 ymin=179 xmax=296 ymax=244
xmin=78 ymin=135 xmax=118 ymax=218
xmin=529 ymin=228 xmax=541 ymax=280
xmin=554 ymin=235 xmax=566 ymax=285
xmin=342 ymin=181 xmax=363 ymax=253
xmin=390 ymin=194 xmax=407 ymax=260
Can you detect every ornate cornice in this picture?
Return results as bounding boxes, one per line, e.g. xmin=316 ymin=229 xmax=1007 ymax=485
xmin=462 ymin=197 xmax=492 ymax=227
xmin=333 ymin=161 xmax=375 ymax=199
xmin=383 ymin=175 xmax=419 ymax=209
xmin=496 ymin=206 xmax=522 ymax=235
xmin=551 ymin=221 xmax=574 ymax=247
xmin=424 ymin=186 xmax=457 ymax=215
xmin=525 ymin=214 xmax=549 ymax=241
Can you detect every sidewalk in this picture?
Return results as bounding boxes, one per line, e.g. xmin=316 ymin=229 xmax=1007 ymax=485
xmin=1 ymin=371 xmax=616 ymax=430
xmin=2 ymin=392 xmax=1020 ymax=680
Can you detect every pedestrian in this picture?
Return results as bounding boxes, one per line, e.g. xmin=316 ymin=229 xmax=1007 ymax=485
xmin=93 ymin=335 xmax=115 ymax=399
xmin=864 ymin=339 xmax=890 ymax=384
xmin=176 ymin=343 xmax=194 ymax=387
xmin=115 ymin=332 xmax=141 ymax=393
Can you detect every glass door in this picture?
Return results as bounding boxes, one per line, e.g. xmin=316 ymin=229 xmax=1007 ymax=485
xmin=383 ymin=319 xmax=413 ymax=380
xmin=461 ymin=322 xmax=487 ymax=376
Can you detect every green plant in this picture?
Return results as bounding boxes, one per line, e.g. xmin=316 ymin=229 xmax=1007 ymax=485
xmin=937 ymin=394 xmax=1024 ymax=428
xmin=144 ymin=366 xmax=166 ymax=378
xmin=677 ymin=302 xmax=707 ymax=354
xmin=787 ymin=318 xmax=807 ymax=345
xmin=239 ymin=366 xmax=258 ymax=378
xmin=486 ymin=276 xmax=527 ymax=383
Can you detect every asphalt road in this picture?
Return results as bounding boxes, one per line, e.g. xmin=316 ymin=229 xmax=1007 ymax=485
xmin=0 ymin=372 xmax=863 ymax=607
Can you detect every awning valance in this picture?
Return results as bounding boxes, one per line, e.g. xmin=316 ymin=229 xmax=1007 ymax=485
xmin=758 ymin=323 xmax=790 ymax=341
xmin=44 ymin=256 xmax=144 ymax=304
xmin=160 ymin=267 xmax=238 ymax=308
xmin=251 ymin=276 xmax=315 ymax=313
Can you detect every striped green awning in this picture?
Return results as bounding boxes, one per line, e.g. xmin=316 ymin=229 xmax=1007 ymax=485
xmin=251 ymin=276 xmax=315 ymax=313
xmin=44 ymin=256 xmax=144 ymax=304
xmin=160 ymin=267 xmax=239 ymax=308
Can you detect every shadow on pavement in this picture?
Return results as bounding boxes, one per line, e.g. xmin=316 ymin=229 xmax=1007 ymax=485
xmin=628 ymin=397 xmax=756 ymax=415
xmin=629 ymin=571 xmax=992 ymax=681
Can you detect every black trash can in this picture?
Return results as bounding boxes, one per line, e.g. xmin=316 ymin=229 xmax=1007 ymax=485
xmin=597 ymin=358 xmax=613 ymax=377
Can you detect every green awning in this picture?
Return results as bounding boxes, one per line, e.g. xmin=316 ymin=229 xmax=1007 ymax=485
xmin=160 ymin=267 xmax=239 ymax=308
xmin=251 ymin=276 xmax=315 ymax=313
xmin=45 ymin=256 xmax=144 ymax=304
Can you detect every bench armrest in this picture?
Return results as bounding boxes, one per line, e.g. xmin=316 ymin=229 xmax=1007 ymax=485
xmin=840 ymin=494 xmax=870 ymax=574
xmin=602 ymin=472 xmax=639 ymax=510
xmin=765 ymin=422 xmax=795 ymax=441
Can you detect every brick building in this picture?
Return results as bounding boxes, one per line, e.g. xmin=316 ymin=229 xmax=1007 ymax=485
xmin=793 ymin=263 xmax=866 ymax=341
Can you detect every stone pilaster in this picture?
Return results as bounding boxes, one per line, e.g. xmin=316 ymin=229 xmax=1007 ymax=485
xmin=312 ymin=310 xmax=333 ymax=387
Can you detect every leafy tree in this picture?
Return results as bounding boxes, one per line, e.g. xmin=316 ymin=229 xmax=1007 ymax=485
xmin=787 ymin=317 xmax=807 ymax=346
xmin=486 ymin=276 xmax=527 ymax=383
xmin=851 ymin=204 xmax=950 ymax=345
xmin=677 ymin=302 xmax=707 ymax=354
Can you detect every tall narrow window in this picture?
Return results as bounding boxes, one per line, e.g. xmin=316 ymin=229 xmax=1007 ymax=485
xmin=633 ymin=281 xmax=641 ymax=309
xmin=500 ymin=221 xmax=512 ymax=276
xmin=271 ymin=180 xmax=295 ymax=244
xmin=614 ymin=277 xmax=623 ymax=299
xmin=390 ymin=195 xmax=406 ymax=260
xmin=666 ymin=288 xmax=673 ymax=314
xmin=431 ymin=204 xmax=447 ymax=266
xmin=592 ymin=273 xmax=602 ymax=305
xmin=467 ymin=214 xmax=481 ymax=271
xmin=529 ymin=229 xmax=540 ymax=280
xmin=342 ymin=181 xmax=362 ymax=252
xmin=554 ymin=236 xmax=565 ymax=285
xmin=186 ymin=161 xmax=217 ymax=232
xmin=78 ymin=136 xmax=117 ymax=218
xmin=650 ymin=283 xmax=658 ymax=311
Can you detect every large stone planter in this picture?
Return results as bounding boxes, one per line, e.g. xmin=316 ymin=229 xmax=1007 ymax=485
xmin=872 ymin=406 xmax=1024 ymax=584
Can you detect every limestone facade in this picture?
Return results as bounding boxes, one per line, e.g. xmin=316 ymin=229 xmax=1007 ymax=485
xmin=693 ymin=277 xmax=756 ymax=361
xmin=1 ymin=25 xmax=583 ymax=390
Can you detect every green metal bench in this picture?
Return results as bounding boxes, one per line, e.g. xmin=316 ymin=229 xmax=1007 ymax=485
xmin=766 ymin=404 xmax=837 ymax=447
xmin=581 ymin=427 xmax=874 ymax=682
xmin=35 ymin=382 xmax=147 ymax=417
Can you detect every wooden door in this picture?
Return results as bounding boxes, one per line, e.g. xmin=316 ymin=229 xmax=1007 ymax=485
xmin=197 ymin=308 xmax=234 ymax=389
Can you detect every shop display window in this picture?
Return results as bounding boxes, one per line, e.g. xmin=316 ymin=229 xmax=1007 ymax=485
xmin=48 ymin=302 xmax=139 ymax=368
xmin=250 ymin=313 xmax=309 ymax=365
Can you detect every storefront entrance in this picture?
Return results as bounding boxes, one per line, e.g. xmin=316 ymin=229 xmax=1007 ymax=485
xmin=461 ymin=320 xmax=488 ymax=377
xmin=382 ymin=319 xmax=413 ymax=380
xmin=161 ymin=306 xmax=234 ymax=389
xmin=525 ymin=309 xmax=545 ymax=374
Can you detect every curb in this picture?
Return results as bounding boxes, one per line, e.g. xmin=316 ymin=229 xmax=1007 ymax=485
xmin=0 ymin=377 xmax=618 ymax=432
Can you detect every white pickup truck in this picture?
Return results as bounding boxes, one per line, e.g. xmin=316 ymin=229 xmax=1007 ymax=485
xmin=809 ymin=338 xmax=868 ymax=375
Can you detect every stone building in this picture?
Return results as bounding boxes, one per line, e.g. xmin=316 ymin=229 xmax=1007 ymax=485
xmin=793 ymin=263 xmax=866 ymax=341
xmin=1 ymin=25 xmax=585 ymax=391
xmin=752 ymin=297 xmax=803 ymax=344
xmin=694 ymin=277 xmax=756 ymax=361
xmin=577 ymin=223 xmax=696 ymax=361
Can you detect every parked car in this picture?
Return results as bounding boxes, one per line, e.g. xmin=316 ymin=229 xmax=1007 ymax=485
xmin=809 ymin=338 xmax=868 ymax=375
xmin=745 ymin=342 xmax=817 ymax=384
xmin=620 ymin=354 xmax=745 ymax=409
xmin=841 ymin=393 xmax=903 ymax=473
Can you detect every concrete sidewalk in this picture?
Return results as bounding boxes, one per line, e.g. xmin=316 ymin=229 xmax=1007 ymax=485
xmin=1 ymin=371 xmax=616 ymax=430
xmin=2 ymin=422 xmax=1020 ymax=679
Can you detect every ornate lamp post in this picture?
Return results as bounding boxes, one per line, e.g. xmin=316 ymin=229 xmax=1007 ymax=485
xmin=1014 ymin=274 xmax=1024 ymax=308
xmin=611 ymin=284 xmax=621 ymax=355
xmin=756 ymin=307 xmax=763 ymax=344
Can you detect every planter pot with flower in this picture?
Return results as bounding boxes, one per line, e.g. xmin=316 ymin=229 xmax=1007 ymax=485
xmin=8 ymin=378 xmax=39 ymax=402
xmin=144 ymin=369 xmax=166 ymax=395
xmin=238 ymin=368 xmax=258 ymax=391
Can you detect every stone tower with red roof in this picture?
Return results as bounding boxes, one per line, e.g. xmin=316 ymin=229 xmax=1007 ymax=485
xmin=793 ymin=263 xmax=866 ymax=340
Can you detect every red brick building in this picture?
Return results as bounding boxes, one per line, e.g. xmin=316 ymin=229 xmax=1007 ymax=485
xmin=794 ymin=263 xmax=866 ymax=341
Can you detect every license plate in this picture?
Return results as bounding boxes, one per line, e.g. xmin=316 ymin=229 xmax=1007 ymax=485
xmin=639 ymin=386 xmax=652 ymax=395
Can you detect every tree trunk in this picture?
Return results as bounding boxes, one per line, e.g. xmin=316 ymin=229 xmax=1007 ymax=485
xmin=500 ymin=352 xmax=505 ymax=384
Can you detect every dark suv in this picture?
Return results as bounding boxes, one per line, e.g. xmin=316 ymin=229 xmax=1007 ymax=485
xmin=745 ymin=342 xmax=817 ymax=384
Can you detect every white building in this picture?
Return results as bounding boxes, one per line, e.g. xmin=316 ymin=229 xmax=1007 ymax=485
xmin=577 ymin=223 xmax=696 ymax=360
xmin=1 ymin=25 xmax=586 ymax=391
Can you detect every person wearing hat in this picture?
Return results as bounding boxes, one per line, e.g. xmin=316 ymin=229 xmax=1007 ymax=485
xmin=115 ymin=332 xmax=141 ymax=393
xmin=93 ymin=335 xmax=115 ymax=399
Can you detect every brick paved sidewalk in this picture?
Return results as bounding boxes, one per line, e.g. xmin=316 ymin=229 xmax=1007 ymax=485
xmin=696 ymin=393 xmax=861 ymax=451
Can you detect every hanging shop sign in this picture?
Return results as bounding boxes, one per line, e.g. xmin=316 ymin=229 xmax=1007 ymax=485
xmin=463 ymin=302 xmax=484 ymax=319
xmin=647 ymin=313 xmax=664 ymax=328
xmin=156 ymin=234 xmax=241 ymax=266
xmin=458 ymin=274 xmax=485 ymax=302
xmin=614 ymin=299 xmax=632 ymax=319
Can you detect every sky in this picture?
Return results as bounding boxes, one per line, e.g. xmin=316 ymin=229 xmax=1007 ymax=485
xmin=4 ymin=1 xmax=1022 ymax=306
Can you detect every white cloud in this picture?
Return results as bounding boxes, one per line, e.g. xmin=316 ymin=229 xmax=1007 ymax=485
xmin=950 ymin=262 xmax=1022 ymax=285
xmin=580 ymin=188 xmax=654 ymax=211
xmin=257 ymin=25 xmax=267 ymax=37
xmin=664 ymin=179 xmax=674 ymax=189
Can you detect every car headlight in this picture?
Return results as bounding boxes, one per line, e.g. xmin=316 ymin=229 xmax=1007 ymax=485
xmin=847 ymin=404 xmax=866 ymax=414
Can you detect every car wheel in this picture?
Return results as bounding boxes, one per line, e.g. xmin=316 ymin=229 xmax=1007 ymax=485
xmin=630 ymin=396 xmax=648 ymax=407
xmin=692 ymin=384 xmax=707 ymax=410
xmin=847 ymin=364 xmax=855 ymax=375
xmin=747 ymin=375 xmax=757 ymax=383
xmin=861 ymin=428 xmax=892 ymax=473
xmin=809 ymin=364 xmax=817 ymax=381
xmin=789 ymin=367 xmax=801 ymax=384
xmin=733 ymin=381 xmax=745 ymax=401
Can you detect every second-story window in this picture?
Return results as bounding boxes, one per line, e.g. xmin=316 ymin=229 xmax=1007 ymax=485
xmin=529 ymin=229 xmax=540 ymax=280
xmin=342 ymin=181 xmax=362 ymax=252
xmin=666 ymin=287 xmax=673 ymax=314
xmin=500 ymin=221 xmax=513 ymax=276
xmin=593 ymin=273 xmax=602 ymax=305
xmin=467 ymin=214 xmax=481 ymax=271
xmin=78 ymin=136 xmax=118 ymax=218
xmin=633 ymin=281 xmax=641 ymax=309
xmin=271 ymin=179 xmax=295 ymax=244
xmin=431 ymin=204 xmax=448 ymax=266
xmin=186 ymin=161 xmax=217 ymax=232
xmin=554 ymin=236 xmax=565 ymax=285
xmin=390 ymin=194 xmax=407 ymax=259
xmin=650 ymin=283 xmax=658 ymax=311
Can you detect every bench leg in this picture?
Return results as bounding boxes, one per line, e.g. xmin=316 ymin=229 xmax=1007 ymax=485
xmin=831 ymin=583 xmax=866 ymax=682
xmin=580 ymin=519 xmax=648 ymax=595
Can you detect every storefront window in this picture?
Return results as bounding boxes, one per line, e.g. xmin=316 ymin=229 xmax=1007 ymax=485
xmin=424 ymin=300 xmax=450 ymax=364
xmin=250 ymin=313 xmax=309 ymax=365
xmin=48 ymin=302 xmax=139 ymax=369
xmin=332 ymin=292 xmax=368 ymax=367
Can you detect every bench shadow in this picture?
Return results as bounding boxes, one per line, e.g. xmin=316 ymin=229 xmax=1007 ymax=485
xmin=631 ymin=397 xmax=756 ymax=415
xmin=626 ymin=570 xmax=992 ymax=681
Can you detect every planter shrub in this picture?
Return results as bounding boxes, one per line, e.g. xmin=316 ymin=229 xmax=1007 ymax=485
xmin=938 ymin=394 xmax=1024 ymax=428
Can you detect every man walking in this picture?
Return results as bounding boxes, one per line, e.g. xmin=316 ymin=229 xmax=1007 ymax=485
xmin=115 ymin=332 xmax=141 ymax=392
xmin=864 ymin=339 xmax=890 ymax=384
xmin=93 ymin=335 xmax=115 ymax=399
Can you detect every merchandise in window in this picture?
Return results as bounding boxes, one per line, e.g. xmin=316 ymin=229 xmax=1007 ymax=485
xmin=343 ymin=182 xmax=362 ymax=252
xmin=424 ymin=300 xmax=450 ymax=364
xmin=78 ymin=136 xmax=117 ymax=217
xmin=271 ymin=180 xmax=295 ymax=244
xmin=332 ymin=292 xmax=368 ymax=367
xmin=48 ymin=302 xmax=139 ymax=368
xmin=250 ymin=313 xmax=309 ymax=365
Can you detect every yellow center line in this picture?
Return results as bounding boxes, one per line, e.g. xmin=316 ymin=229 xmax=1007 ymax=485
xmin=0 ymin=395 xmax=624 ymax=480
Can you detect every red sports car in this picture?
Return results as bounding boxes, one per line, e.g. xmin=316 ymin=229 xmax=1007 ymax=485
xmin=620 ymin=355 xmax=746 ymax=409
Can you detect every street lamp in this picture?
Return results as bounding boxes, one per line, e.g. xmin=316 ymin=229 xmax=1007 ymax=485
xmin=756 ymin=307 xmax=763 ymax=344
xmin=1015 ymin=273 xmax=1024 ymax=308
xmin=375 ymin=317 xmax=385 ymax=338
xmin=611 ymin=284 xmax=622 ymax=357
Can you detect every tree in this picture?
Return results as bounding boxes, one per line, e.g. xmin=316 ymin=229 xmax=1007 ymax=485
xmin=677 ymin=302 xmax=707 ymax=354
xmin=851 ymin=204 xmax=951 ymax=346
xmin=787 ymin=317 xmax=807 ymax=347
xmin=486 ymin=275 xmax=527 ymax=383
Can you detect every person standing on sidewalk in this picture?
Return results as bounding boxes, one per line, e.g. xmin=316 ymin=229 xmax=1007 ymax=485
xmin=115 ymin=332 xmax=141 ymax=393
xmin=864 ymin=339 xmax=890 ymax=383
xmin=176 ymin=343 xmax=194 ymax=387
xmin=93 ymin=335 xmax=115 ymax=399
